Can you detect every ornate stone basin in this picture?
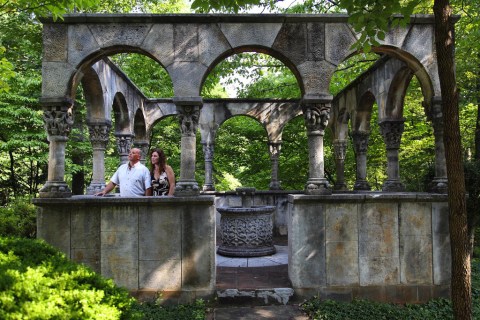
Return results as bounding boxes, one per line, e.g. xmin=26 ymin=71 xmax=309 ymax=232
xmin=217 ymin=188 xmax=276 ymax=257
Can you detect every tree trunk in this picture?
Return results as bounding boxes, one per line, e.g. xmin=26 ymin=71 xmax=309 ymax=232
xmin=433 ymin=0 xmax=472 ymax=319
xmin=475 ymin=59 xmax=480 ymax=160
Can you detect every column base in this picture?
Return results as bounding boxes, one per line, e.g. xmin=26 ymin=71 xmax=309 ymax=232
xmin=269 ymin=181 xmax=282 ymax=190
xmin=202 ymin=184 xmax=215 ymax=191
xmin=86 ymin=183 xmax=106 ymax=195
xmin=334 ymin=182 xmax=348 ymax=191
xmin=428 ymin=178 xmax=448 ymax=194
xmin=382 ymin=180 xmax=405 ymax=192
xmin=175 ymin=180 xmax=200 ymax=196
xmin=305 ymin=179 xmax=331 ymax=195
xmin=354 ymin=180 xmax=371 ymax=191
xmin=39 ymin=181 xmax=72 ymax=198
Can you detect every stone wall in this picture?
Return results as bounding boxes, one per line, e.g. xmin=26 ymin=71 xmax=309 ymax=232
xmin=287 ymin=193 xmax=451 ymax=303
xmin=33 ymin=195 xmax=216 ymax=303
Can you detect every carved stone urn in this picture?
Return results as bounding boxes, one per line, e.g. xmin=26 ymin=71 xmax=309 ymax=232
xmin=217 ymin=187 xmax=276 ymax=257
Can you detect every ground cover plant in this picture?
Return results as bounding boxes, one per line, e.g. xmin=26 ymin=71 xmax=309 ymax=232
xmin=301 ymin=256 xmax=480 ymax=320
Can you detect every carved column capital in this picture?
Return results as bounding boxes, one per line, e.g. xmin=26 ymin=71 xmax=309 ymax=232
xmin=302 ymin=102 xmax=331 ymax=136
xmin=268 ymin=142 xmax=282 ymax=160
xmin=379 ymin=119 xmax=405 ymax=150
xmin=88 ymin=121 xmax=111 ymax=149
xmin=42 ymin=100 xmax=74 ymax=139
xmin=115 ymin=133 xmax=134 ymax=156
xmin=333 ymin=139 xmax=347 ymax=160
xmin=352 ymin=131 xmax=370 ymax=154
xmin=176 ymin=104 xmax=201 ymax=137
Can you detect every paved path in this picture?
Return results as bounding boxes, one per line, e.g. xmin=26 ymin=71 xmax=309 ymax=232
xmin=208 ymin=305 xmax=309 ymax=320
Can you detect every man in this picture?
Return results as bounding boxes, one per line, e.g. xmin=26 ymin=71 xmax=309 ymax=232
xmin=95 ymin=148 xmax=152 ymax=196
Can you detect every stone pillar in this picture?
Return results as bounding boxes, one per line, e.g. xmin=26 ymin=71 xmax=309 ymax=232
xmin=39 ymin=98 xmax=74 ymax=198
xmin=268 ymin=142 xmax=282 ymax=190
xmin=379 ymin=118 xmax=406 ymax=192
xmin=134 ymin=140 xmax=150 ymax=165
xmin=115 ymin=133 xmax=134 ymax=165
xmin=302 ymin=97 xmax=332 ymax=195
xmin=352 ymin=131 xmax=371 ymax=191
xmin=428 ymin=98 xmax=448 ymax=193
xmin=333 ymin=139 xmax=348 ymax=191
xmin=86 ymin=121 xmax=111 ymax=195
xmin=202 ymin=142 xmax=215 ymax=191
xmin=174 ymin=97 xmax=202 ymax=196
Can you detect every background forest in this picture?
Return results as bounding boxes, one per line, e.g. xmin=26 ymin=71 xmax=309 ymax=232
xmin=0 ymin=0 xmax=478 ymax=200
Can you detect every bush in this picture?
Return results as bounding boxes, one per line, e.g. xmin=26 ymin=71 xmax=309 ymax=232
xmin=0 ymin=198 xmax=36 ymax=238
xmin=0 ymin=237 xmax=142 ymax=320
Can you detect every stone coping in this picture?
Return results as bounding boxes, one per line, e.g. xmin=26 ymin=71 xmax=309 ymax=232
xmin=32 ymin=194 xmax=215 ymax=206
xmin=288 ymin=192 xmax=448 ymax=203
xmin=39 ymin=13 xmax=446 ymax=24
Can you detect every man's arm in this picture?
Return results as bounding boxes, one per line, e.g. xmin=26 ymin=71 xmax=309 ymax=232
xmin=94 ymin=181 xmax=116 ymax=196
xmin=145 ymin=187 xmax=152 ymax=196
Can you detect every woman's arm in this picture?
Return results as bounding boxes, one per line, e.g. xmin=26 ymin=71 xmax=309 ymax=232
xmin=165 ymin=165 xmax=176 ymax=196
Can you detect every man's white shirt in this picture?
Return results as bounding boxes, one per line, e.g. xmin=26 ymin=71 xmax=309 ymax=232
xmin=110 ymin=162 xmax=151 ymax=196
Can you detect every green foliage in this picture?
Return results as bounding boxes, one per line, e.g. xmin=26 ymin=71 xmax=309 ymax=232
xmin=0 ymin=237 xmax=142 ymax=320
xmin=132 ymin=299 xmax=207 ymax=320
xmin=0 ymin=198 xmax=36 ymax=239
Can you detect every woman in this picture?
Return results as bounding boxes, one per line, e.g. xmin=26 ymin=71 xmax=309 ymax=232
xmin=150 ymin=148 xmax=175 ymax=196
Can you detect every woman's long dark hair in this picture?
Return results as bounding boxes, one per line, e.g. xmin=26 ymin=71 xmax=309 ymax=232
xmin=150 ymin=148 xmax=167 ymax=176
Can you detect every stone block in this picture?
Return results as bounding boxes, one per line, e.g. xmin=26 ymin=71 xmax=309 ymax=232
xmin=273 ymin=23 xmax=307 ymax=65
xmin=67 ymin=24 xmax=101 ymax=67
xmin=182 ymin=204 xmax=215 ymax=290
xmin=297 ymin=60 xmax=336 ymax=95
xmin=89 ymin=23 xmax=151 ymax=49
xmin=174 ymin=24 xmax=199 ymax=62
xmin=139 ymin=259 xmax=182 ymax=290
xmin=198 ymin=24 xmax=232 ymax=67
xmin=142 ymin=24 xmax=175 ymax=67
xmin=399 ymin=202 xmax=431 ymax=237
xmin=402 ymin=25 xmax=434 ymax=66
xmin=359 ymin=202 xmax=399 ymax=285
xmin=325 ymin=23 xmax=356 ymax=66
xmin=399 ymin=235 xmax=432 ymax=284
xmin=42 ymin=61 xmax=76 ymax=97
xmin=288 ymin=200 xmax=326 ymax=287
xmin=168 ymin=61 xmax=207 ymax=96
xmin=432 ymin=202 xmax=451 ymax=285
xmin=326 ymin=241 xmax=359 ymax=285
xmin=325 ymin=203 xmax=358 ymax=242
xmin=139 ymin=206 xmax=181 ymax=261
xmin=36 ymin=206 xmax=71 ymax=258
xmin=71 ymin=248 xmax=100 ymax=273
xmin=306 ymin=23 xmax=325 ymax=61
xmin=43 ymin=24 xmax=68 ymax=62
xmin=218 ymin=23 xmax=282 ymax=49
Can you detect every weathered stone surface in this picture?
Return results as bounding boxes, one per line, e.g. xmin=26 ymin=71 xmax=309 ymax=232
xmin=297 ymin=60 xmax=335 ymax=95
xmin=307 ymin=22 xmax=325 ymax=61
xmin=432 ymin=202 xmax=451 ymax=285
xmin=68 ymin=25 xmax=101 ymax=67
xmin=89 ymin=24 xmax=151 ymax=49
xmin=218 ymin=23 xmax=282 ymax=49
xmin=359 ymin=203 xmax=399 ymax=285
xmin=168 ymin=61 xmax=207 ymax=96
xmin=401 ymin=25 xmax=434 ymax=66
xmin=400 ymin=235 xmax=432 ymax=284
xmin=325 ymin=23 xmax=356 ymax=66
xmin=272 ymin=23 xmax=307 ymax=66
xmin=42 ymin=61 xmax=76 ymax=97
xmin=142 ymin=24 xmax=175 ymax=67
xmin=325 ymin=203 xmax=359 ymax=285
xmin=71 ymin=206 xmax=101 ymax=272
xmin=288 ymin=199 xmax=326 ymax=287
xmin=174 ymin=24 xmax=199 ymax=62
xmin=43 ymin=24 xmax=68 ymax=62
xmin=36 ymin=206 xmax=71 ymax=257
xmin=139 ymin=259 xmax=181 ymax=290
xmin=199 ymin=24 xmax=232 ymax=67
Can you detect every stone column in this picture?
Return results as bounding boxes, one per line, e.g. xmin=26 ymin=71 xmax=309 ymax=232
xmin=39 ymin=98 xmax=74 ymax=198
xmin=352 ymin=131 xmax=371 ymax=191
xmin=268 ymin=142 xmax=282 ymax=190
xmin=202 ymin=142 xmax=215 ymax=191
xmin=86 ymin=121 xmax=111 ymax=195
xmin=302 ymin=97 xmax=332 ymax=195
xmin=115 ymin=133 xmax=134 ymax=165
xmin=333 ymin=139 xmax=348 ymax=191
xmin=174 ymin=97 xmax=202 ymax=196
xmin=428 ymin=98 xmax=448 ymax=193
xmin=379 ymin=118 xmax=406 ymax=192
xmin=134 ymin=140 xmax=150 ymax=165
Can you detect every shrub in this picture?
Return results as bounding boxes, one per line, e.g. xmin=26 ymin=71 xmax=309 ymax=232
xmin=0 ymin=198 xmax=36 ymax=238
xmin=0 ymin=237 xmax=142 ymax=320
